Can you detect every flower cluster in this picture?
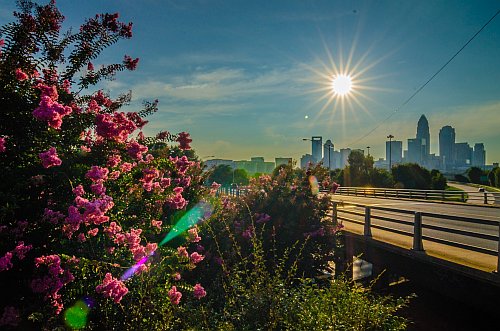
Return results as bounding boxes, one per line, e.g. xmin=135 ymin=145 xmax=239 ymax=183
xmin=31 ymin=255 xmax=75 ymax=314
xmin=39 ymin=147 xmax=62 ymax=168
xmin=96 ymin=273 xmax=129 ymax=303
xmin=168 ymin=286 xmax=182 ymax=305
xmin=0 ymin=136 xmax=5 ymax=153
xmin=33 ymin=84 xmax=73 ymax=129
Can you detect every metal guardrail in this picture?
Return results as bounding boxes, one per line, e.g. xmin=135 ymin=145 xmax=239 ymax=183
xmin=333 ymin=187 xmax=497 ymax=205
xmin=331 ymin=201 xmax=500 ymax=273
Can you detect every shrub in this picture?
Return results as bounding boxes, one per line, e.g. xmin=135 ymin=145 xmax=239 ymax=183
xmin=0 ymin=2 xmax=209 ymax=329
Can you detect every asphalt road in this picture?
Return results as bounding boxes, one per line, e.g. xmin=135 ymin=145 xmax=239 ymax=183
xmin=330 ymin=194 xmax=500 ymax=252
xmin=447 ymin=182 xmax=498 ymax=205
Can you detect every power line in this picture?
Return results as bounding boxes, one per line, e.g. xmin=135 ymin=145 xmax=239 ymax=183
xmin=347 ymin=9 xmax=500 ymax=147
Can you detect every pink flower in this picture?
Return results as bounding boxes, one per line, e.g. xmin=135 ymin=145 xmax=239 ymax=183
xmin=190 ymin=252 xmax=204 ymax=264
xmin=242 ymin=226 xmax=254 ymax=239
xmin=151 ymin=219 xmax=162 ymax=229
xmin=86 ymin=166 xmax=109 ymax=181
xmin=193 ymin=283 xmax=206 ymax=299
xmin=0 ymin=136 xmax=6 ymax=153
xmin=120 ymin=162 xmax=133 ymax=172
xmin=15 ymin=68 xmax=29 ymax=81
xmin=33 ymin=95 xmax=72 ymax=129
xmin=255 ymin=213 xmax=271 ymax=224
xmin=0 ymin=252 xmax=13 ymax=271
xmin=107 ymin=154 xmax=121 ymax=168
xmin=39 ymin=147 xmax=62 ymax=168
xmin=168 ymin=286 xmax=182 ymax=305
xmin=172 ymin=272 xmax=181 ymax=281
xmin=96 ymin=273 xmax=129 ymax=303
xmin=166 ymin=192 xmax=187 ymax=210
xmin=176 ymin=132 xmax=192 ymax=150
xmin=14 ymin=241 xmax=32 ymax=260
xmin=177 ymin=246 xmax=188 ymax=258
xmin=0 ymin=306 xmax=19 ymax=327
xmin=73 ymin=185 xmax=85 ymax=197
xmin=123 ymin=55 xmax=139 ymax=70
xmin=127 ymin=140 xmax=148 ymax=160
xmin=188 ymin=227 xmax=201 ymax=243
xmin=90 ymin=181 xmax=106 ymax=195
xmin=43 ymin=208 xmax=65 ymax=224
xmin=331 ymin=182 xmax=340 ymax=193
xmin=87 ymin=228 xmax=99 ymax=237
xmin=109 ymin=171 xmax=120 ymax=180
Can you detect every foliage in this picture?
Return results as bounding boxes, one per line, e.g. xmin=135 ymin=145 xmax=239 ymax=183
xmin=467 ymin=166 xmax=486 ymax=184
xmin=344 ymin=150 xmax=373 ymax=186
xmin=233 ymin=168 xmax=249 ymax=186
xmin=207 ymin=164 xmax=233 ymax=186
xmin=430 ymin=169 xmax=447 ymax=190
xmin=487 ymin=167 xmax=497 ymax=187
xmin=391 ymin=163 xmax=431 ymax=189
xmin=0 ymin=2 xmax=209 ymax=329
xmin=181 ymin=203 xmax=409 ymax=330
xmin=371 ymin=168 xmax=394 ymax=188
xmin=199 ymin=163 xmax=341 ymax=283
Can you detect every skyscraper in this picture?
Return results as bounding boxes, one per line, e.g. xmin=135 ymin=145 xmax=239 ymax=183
xmin=311 ymin=136 xmax=322 ymax=164
xmin=416 ymin=115 xmax=430 ymax=159
xmin=439 ymin=125 xmax=455 ymax=168
xmin=407 ymin=138 xmax=425 ymax=164
xmin=339 ymin=148 xmax=351 ymax=168
xmin=386 ymin=140 xmax=403 ymax=166
xmin=473 ymin=143 xmax=486 ymax=169
xmin=323 ymin=140 xmax=334 ymax=169
xmin=455 ymin=142 xmax=473 ymax=167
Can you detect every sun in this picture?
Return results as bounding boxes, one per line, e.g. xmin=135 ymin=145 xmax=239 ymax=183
xmin=331 ymin=74 xmax=353 ymax=96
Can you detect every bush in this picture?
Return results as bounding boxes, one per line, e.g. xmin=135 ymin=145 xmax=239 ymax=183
xmin=182 ymin=198 xmax=409 ymax=330
xmin=0 ymin=2 xmax=210 ymax=329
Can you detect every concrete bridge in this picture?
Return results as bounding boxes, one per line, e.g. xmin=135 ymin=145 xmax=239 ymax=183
xmin=328 ymin=190 xmax=500 ymax=314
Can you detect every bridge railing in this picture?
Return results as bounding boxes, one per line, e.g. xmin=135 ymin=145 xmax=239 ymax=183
xmin=332 ymin=186 xmax=494 ymax=204
xmin=331 ymin=200 xmax=500 ymax=273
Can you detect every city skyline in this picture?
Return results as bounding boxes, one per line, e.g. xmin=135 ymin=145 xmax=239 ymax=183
xmin=1 ymin=1 xmax=498 ymax=163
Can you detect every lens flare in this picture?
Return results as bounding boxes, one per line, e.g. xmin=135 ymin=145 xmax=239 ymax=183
xmin=64 ymin=300 xmax=90 ymax=330
xmin=121 ymin=201 xmax=214 ymax=281
xmin=159 ymin=201 xmax=213 ymax=246
xmin=309 ymin=176 xmax=319 ymax=195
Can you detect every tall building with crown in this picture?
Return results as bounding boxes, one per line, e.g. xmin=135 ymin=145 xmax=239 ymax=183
xmin=416 ymin=114 xmax=430 ymax=160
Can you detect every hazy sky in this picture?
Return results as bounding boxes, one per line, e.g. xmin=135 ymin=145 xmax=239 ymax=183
xmin=2 ymin=1 xmax=499 ymax=163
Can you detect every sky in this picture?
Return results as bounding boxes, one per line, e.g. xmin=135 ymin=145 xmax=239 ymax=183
xmin=1 ymin=0 xmax=499 ymax=164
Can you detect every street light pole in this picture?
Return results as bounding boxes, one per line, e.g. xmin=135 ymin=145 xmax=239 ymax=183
xmin=387 ymin=134 xmax=394 ymax=169
xmin=366 ymin=146 xmax=370 ymax=157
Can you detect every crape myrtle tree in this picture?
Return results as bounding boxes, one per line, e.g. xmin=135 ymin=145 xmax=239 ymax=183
xmin=0 ymin=1 xmax=210 ymax=329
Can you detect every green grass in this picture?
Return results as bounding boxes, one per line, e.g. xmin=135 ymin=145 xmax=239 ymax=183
xmin=444 ymin=186 xmax=468 ymax=202
xmin=467 ymin=183 xmax=500 ymax=192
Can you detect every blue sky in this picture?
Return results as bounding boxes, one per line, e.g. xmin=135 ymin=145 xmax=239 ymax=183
xmin=2 ymin=1 xmax=499 ymax=163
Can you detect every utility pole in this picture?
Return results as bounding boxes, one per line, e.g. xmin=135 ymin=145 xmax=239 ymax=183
xmin=366 ymin=146 xmax=370 ymax=157
xmin=387 ymin=135 xmax=394 ymax=169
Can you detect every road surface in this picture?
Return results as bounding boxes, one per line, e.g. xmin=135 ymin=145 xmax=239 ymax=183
xmin=329 ymin=194 xmax=500 ymax=271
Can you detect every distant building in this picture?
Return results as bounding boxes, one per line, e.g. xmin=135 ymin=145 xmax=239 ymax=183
xmin=311 ymin=136 xmax=323 ymax=164
xmin=339 ymin=148 xmax=351 ymax=168
xmin=235 ymin=157 xmax=274 ymax=174
xmin=439 ymin=125 xmax=456 ymax=169
xmin=472 ymin=143 xmax=486 ymax=169
xmin=407 ymin=138 xmax=425 ymax=164
xmin=454 ymin=142 xmax=473 ymax=168
xmin=300 ymin=154 xmax=313 ymax=169
xmin=204 ymin=159 xmax=235 ymax=170
xmin=416 ymin=115 xmax=430 ymax=159
xmin=332 ymin=150 xmax=341 ymax=169
xmin=275 ymin=157 xmax=292 ymax=168
xmin=385 ymin=140 xmax=403 ymax=167
xmin=323 ymin=140 xmax=334 ymax=169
